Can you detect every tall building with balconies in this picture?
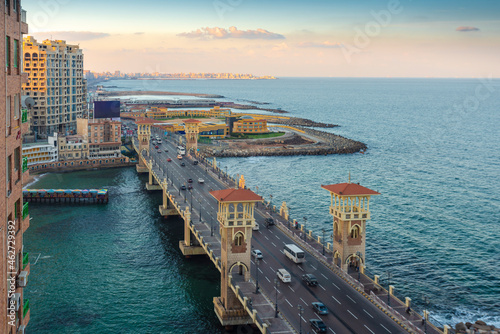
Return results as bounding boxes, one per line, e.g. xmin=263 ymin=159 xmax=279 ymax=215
xmin=22 ymin=36 xmax=86 ymax=138
xmin=1 ymin=2 xmax=31 ymax=333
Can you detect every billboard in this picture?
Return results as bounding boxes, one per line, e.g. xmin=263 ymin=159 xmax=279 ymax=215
xmin=94 ymin=101 xmax=120 ymax=119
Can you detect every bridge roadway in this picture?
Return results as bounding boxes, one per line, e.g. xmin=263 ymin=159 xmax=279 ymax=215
xmin=138 ymin=133 xmax=409 ymax=334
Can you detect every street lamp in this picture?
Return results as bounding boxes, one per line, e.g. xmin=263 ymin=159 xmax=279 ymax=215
xmin=274 ymin=278 xmax=280 ymax=318
xmin=422 ymin=295 xmax=430 ymax=334
xmin=211 ymin=212 xmax=215 ymax=236
xmin=321 ymin=228 xmax=326 ymax=255
xmin=303 ymin=217 xmax=307 ymax=241
xmin=269 ymin=195 xmax=273 ymax=214
xmin=387 ymin=271 xmax=392 ymax=306
xmin=298 ymin=304 xmax=304 ymax=334
xmin=189 ymin=189 xmax=193 ymax=212
xmin=255 ymin=258 xmax=260 ymax=294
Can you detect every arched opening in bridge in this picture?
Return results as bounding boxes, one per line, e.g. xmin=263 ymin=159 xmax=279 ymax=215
xmin=333 ymin=251 xmax=341 ymax=267
xmin=345 ymin=254 xmax=363 ymax=271
xmin=229 ymin=261 xmax=249 ymax=277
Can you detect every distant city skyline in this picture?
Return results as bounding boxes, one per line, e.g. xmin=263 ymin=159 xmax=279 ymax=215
xmin=23 ymin=0 xmax=500 ymax=78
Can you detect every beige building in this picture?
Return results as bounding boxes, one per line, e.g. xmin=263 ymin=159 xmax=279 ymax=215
xmin=57 ymin=135 xmax=89 ymax=161
xmin=22 ymin=36 xmax=86 ymax=137
xmin=1 ymin=2 xmax=31 ymax=333
xmin=77 ymin=118 xmax=122 ymax=159
xmin=22 ymin=134 xmax=58 ymax=165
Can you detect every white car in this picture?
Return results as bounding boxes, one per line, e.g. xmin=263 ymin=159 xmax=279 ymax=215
xmin=198 ymin=178 xmax=204 ymax=184
xmin=251 ymin=249 xmax=263 ymax=259
xmin=252 ymin=222 xmax=260 ymax=231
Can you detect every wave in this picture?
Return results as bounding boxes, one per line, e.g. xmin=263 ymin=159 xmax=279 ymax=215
xmin=432 ymin=305 xmax=500 ymax=329
xmin=23 ymin=172 xmax=49 ymax=189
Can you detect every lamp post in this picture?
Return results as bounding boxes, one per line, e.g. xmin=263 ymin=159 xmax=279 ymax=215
xmin=211 ymin=212 xmax=214 ymax=236
xmin=387 ymin=271 xmax=392 ymax=306
xmin=224 ymin=166 xmax=228 ymax=180
xmin=269 ymin=195 xmax=273 ymax=214
xmin=298 ymin=304 xmax=304 ymax=334
xmin=423 ymin=295 xmax=429 ymax=334
xmin=303 ymin=217 xmax=307 ymax=241
xmin=189 ymin=189 xmax=193 ymax=212
xmin=321 ymin=228 xmax=326 ymax=255
xmin=274 ymin=278 xmax=280 ymax=318
xmin=198 ymin=198 xmax=202 ymax=222
xmin=255 ymin=258 xmax=260 ymax=294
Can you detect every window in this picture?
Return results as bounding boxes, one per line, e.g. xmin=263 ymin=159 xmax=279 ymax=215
xmin=350 ymin=225 xmax=360 ymax=239
xmin=5 ymin=0 xmax=10 ymax=15
xmin=6 ymin=95 xmax=11 ymax=135
xmin=7 ymin=155 xmax=12 ymax=195
xmin=234 ymin=232 xmax=244 ymax=246
xmin=14 ymin=39 xmax=19 ymax=70
xmin=14 ymin=93 xmax=19 ymax=120
xmin=5 ymin=36 xmax=10 ymax=72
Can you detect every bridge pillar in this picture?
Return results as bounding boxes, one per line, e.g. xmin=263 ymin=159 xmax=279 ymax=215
xmin=159 ymin=178 xmax=180 ymax=217
xmin=146 ymin=161 xmax=162 ymax=190
xmin=209 ymin=188 xmax=263 ymax=326
xmin=179 ymin=208 xmax=205 ymax=256
xmin=322 ymin=181 xmax=380 ymax=271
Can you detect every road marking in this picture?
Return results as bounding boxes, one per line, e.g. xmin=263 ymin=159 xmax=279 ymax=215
xmin=265 ymin=277 xmax=271 ymax=283
xmin=321 ymin=273 xmax=328 ymax=279
xmin=300 ymin=316 xmax=306 ymax=323
xmin=271 ymin=242 xmax=277 ymax=247
xmin=298 ymin=266 xmax=304 ymax=271
xmin=346 ymin=295 xmax=357 ymax=303
xmin=380 ymin=324 xmax=392 ymax=333
xmin=332 ymin=282 xmax=340 ymax=290
xmin=363 ymin=309 xmax=374 ymax=318
xmin=300 ymin=298 xmax=308 ymax=306
xmin=288 ymin=285 xmax=295 ymax=292
xmin=328 ymin=328 xmax=336 ymax=334
xmin=364 ymin=325 xmax=375 ymax=334
xmin=311 ymin=265 xmax=317 ymax=270
xmin=285 ymin=298 xmax=293 ymax=307
xmin=331 ymin=296 xmax=341 ymax=304
xmin=258 ymin=268 xmax=263 ymax=274
xmin=275 ymin=235 xmax=281 ymax=240
xmin=262 ymin=259 xmax=267 ymax=264
xmin=347 ymin=310 xmax=358 ymax=319
xmin=268 ymin=229 xmax=274 ymax=234
xmin=264 ymin=236 xmax=269 ymax=240
xmin=319 ymin=284 xmax=326 ymax=291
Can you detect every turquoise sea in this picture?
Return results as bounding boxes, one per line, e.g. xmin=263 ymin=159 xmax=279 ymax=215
xmin=25 ymin=78 xmax=500 ymax=333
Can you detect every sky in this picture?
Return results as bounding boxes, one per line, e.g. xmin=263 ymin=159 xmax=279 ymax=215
xmin=22 ymin=0 xmax=500 ymax=78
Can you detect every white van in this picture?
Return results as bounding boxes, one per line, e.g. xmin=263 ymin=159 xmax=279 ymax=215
xmin=277 ymin=269 xmax=291 ymax=283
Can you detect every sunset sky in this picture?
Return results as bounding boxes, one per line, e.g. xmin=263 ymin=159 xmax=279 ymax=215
xmin=23 ymin=0 xmax=500 ymax=78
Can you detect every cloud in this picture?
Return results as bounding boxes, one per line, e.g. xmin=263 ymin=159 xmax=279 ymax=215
xmin=456 ymin=26 xmax=480 ymax=32
xmin=134 ymin=32 xmax=145 ymax=35
xmin=177 ymin=26 xmax=285 ymax=40
xmin=297 ymin=41 xmax=342 ymax=49
xmin=31 ymin=31 xmax=110 ymax=41
xmin=272 ymin=42 xmax=289 ymax=52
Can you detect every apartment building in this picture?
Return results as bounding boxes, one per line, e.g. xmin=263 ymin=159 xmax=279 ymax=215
xmin=1 ymin=2 xmax=31 ymax=333
xmin=232 ymin=116 xmax=268 ymax=134
xmin=57 ymin=135 xmax=89 ymax=161
xmin=77 ymin=118 xmax=122 ymax=159
xmin=22 ymin=133 xmax=58 ymax=165
xmin=22 ymin=36 xmax=86 ymax=137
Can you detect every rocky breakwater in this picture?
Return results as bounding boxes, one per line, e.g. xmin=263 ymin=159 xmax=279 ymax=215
xmin=268 ymin=117 xmax=338 ymax=128
xmin=455 ymin=320 xmax=500 ymax=334
xmin=200 ymin=129 xmax=366 ymax=158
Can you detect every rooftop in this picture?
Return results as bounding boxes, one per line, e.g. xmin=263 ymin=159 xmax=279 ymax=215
xmin=210 ymin=188 xmax=263 ymax=203
xmin=321 ymin=183 xmax=380 ymax=196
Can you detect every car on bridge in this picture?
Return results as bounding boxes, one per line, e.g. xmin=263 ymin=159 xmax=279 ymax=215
xmin=302 ymin=274 xmax=318 ymax=287
xmin=198 ymin=178 xmax=204 ymax=184
xmin=177 ymin=155 xmax=182 ymax=159
xmin=180 ymin=185 xmax=186 ymax=190
xmin=157 ymin=150 xmax=161 ymax=153
xmin=193 ymin=160 xmax=198 ymax=165
xmin=167 ymin=158 xmax=172 ymax=162
xmin=277 ymin=269 xmax=291 ymax=283
xmin=181 ymin=162 xmax=186 ymax=166
xmin=188 ymin=178 xmax=193 ymax=183
xmin=188 ymin=184 xmax=193 ymax=190
xmin=309 ymin=319 xmax=327 ymax=333
xmin=264 ymin=217 xmax=274 ymax=227
xmin=251 ymin=249 xmax=263 ymax=259
xmin=252 ymin=222 xmax=259 ymax=231
xmin=312 ymin=302 xmax=328 ymax=315
xmin=155 ymin=145 xmax=159 ymax=149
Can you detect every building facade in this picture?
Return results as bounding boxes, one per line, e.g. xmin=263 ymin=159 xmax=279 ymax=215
xmin=57 ymin=135 xmax=88 ymax=161
xmin=232 ymin=116 xmax=268 ymax=134
xmin=22 ymin=134 xmax=58 ymax=165
xmin=77 ymin=118 xmax=122 ymax=159
xmin=22 ymin=36 xmax=86 ymax=137
xmin=146 ymin=106 xmax=231 ymax=119
xmin=1 ymin=2 xmax=31 ymax=333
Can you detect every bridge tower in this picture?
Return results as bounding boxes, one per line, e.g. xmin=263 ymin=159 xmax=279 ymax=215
xmin=183 ymin=119 xmax=202 ymax=154
xmin=135 ymin=118 xmax=154 ymax=173
xmin=210 ymin=188 xmax=262 ymax=327
xmin=321 ymin=182 xmax=379 ymax=271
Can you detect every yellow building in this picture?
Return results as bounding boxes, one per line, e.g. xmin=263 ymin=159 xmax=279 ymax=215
xmin=199 ymin=122 xmax=229 ymax=138
xmin=57 ymin=135 xmax=89 ymax=161
xmin=22 ymin=134 xmax=59 ymax=165
xmin=233 ymin=116 xmax=268 ymax=134
xmin=22 ymin=36 xmax=87 ymax=137
xmin=146 ymin=106 xmax=231 ymax=119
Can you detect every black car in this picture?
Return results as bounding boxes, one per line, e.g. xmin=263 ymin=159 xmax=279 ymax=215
xmin=302 ymin=274 xmax=318 ymax=287
xmin=193 ymin=160 xmax=199 ymax=165
xmin=180 ymin=185 xmax=187 ymax=190
xmin=181 ymin=162 xmax=186 ymax=166
xmin=188 ymin=184 xmax=193 ymax=190
xmin=265 ymin=217 xmax=275 ymax=226
xmin=188 ymin=178 xmax=193 ymax=183
xmin=310 ymin=319 xmax=327 ymax=333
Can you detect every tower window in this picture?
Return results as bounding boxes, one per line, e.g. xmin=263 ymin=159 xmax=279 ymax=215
xmin=350 ymin=225 xmax=360 ymax=239
xmin=234 ymin=232 xmax=244 ymax=246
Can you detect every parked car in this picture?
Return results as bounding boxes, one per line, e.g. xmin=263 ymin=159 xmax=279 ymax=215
xmin=302 ymin=274 xmax=318 ymax=287
xmin=312 ymin=302 xmax=328 ymax=315
xmin=309 ymin=319 xmax=327 ymax=333
xmin=251 ymin=249 xmax=263 ymax=259
xmin=277 ymin=269 xmax=291 ymax=283
xmin=198 ymin=178 xmax=204 ymax=184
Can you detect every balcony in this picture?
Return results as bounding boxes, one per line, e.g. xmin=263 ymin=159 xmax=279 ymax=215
xmin=23 ymin=252 xmax=29 ymax=270
xmin=21 ymin=109 xmax=28 ymax=123
xmin=22 ymin=299 xmax=30 ymax=327
xmin=22 ymin=157 xmax=28 ymax=173
xmin=22 ymin=202 xmax=29 ymax=220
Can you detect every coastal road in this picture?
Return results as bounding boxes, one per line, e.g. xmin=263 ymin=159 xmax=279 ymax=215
xmin=141 ymin=128 xmax=407 ymax=334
